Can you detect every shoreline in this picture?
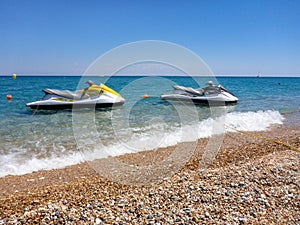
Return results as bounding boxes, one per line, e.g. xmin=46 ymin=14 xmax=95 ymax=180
xmin=1 ymin=122 xmax=298 ymax=195
xmin=0 ymin=120 xmax=299 ymax=223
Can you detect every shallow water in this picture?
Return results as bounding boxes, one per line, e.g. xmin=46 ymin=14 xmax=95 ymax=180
xmin=0 ymin=76 xmax=299 ymax=176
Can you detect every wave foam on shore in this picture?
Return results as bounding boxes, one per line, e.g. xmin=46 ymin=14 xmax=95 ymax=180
xmin=0 ymin=110 xmax=285 ymax=177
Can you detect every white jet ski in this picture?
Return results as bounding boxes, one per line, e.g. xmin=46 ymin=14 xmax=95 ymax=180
xmin=161 ymin=82 xmax=238 ymax=105
xmin=26 ymin=81 xmax=125 ymax=110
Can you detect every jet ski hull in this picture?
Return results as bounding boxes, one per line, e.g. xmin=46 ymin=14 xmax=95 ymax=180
xmin=161 ymin=94 xmax=237 ymax=105
xmin=27 ymin=101 xmax=125 ymax=110
xmin=161 ymin=95 xmax=237 ymax=105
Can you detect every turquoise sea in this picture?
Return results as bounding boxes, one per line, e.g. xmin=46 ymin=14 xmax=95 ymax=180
xmin=0 ymin=76 xmax=299 ymax=177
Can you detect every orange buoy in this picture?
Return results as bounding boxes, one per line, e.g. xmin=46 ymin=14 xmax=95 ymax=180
xmin=142 ymin=94 xmax=149 ymax=99
xmin=6 ymin=94 xmax=12 ymax=101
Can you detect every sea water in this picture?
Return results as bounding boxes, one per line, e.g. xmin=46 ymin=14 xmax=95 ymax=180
xmin=0 ymin=76 xmax=299 ymax=177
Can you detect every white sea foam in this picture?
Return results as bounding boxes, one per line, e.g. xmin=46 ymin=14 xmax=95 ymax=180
xmin=0 ymin=110 xmax=284 ymax=177
xmin=0 ymin=151 xmax=84 ymax=177
xmin=225 ymin=110 xmax=284 ymax=132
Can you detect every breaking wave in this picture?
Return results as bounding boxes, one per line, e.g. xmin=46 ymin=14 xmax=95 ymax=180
xmin=0 ymin=110 xmax=284 ymax=177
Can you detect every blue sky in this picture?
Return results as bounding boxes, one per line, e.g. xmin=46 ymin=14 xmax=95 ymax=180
xmin=0 ymin=0 xmax=299 ymax=76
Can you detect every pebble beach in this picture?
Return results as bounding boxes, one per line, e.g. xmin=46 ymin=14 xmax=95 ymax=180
xmin=1 ymin=0 xmax=300 ymax=223
xmin=0 ymin=123 xmax=299 ymax=224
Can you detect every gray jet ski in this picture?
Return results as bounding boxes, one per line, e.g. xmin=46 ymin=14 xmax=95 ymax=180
xmin=161 ymin=83 xmax=238 ymax=105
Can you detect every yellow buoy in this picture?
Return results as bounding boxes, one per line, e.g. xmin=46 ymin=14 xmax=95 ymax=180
xmin=142 ymin=94 xmax=149 ymax=99
xmin=6 ymin=94 xmax=12 ymax=101
xmin=12 ymin=73 xmax=17 ymax=79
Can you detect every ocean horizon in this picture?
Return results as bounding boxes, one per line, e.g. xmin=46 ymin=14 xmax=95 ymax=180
xmin=1 ymin=74 xmax=300 ymax=77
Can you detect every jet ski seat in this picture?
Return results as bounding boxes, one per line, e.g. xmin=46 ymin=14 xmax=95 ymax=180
xmin=43 ymin=89 xmax=89 ymax=100
xmin=173 ymin=85 xmax=204 ymax=96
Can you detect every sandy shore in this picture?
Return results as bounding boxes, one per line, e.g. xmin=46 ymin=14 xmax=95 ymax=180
xmin=0 ymin=123 xmax=299 ymax=224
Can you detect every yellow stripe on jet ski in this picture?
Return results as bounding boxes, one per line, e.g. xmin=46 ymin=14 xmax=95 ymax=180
xmin=99 ymin=83 xmax=121 ymax=96
xmin=52 ymin=98 xmax=74 ymax=102
xmin=79 ymin=83 xmax=121 ymax=97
